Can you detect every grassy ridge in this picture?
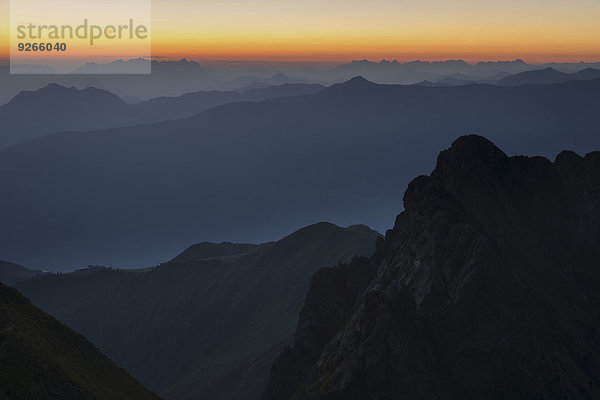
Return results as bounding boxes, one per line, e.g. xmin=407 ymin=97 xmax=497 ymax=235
xmin=0 ymin=285 xmax=161 ymax=400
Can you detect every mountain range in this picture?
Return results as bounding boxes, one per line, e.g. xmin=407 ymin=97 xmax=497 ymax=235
xmin=15 ymin=222 xmax=380 ymax=400
xmin=1 ymin=76 xmax=599 ymax=270
xmin=0 ymin=82 xmax=325 ymax=148
xmin=324 ymin=59 xmax=600 ymax=84
xmin=263 ymin=135 xmax=600 ymax=399
xmin=3 ymin=65 xmax=600 ymax=148
xmin=3 ymin=58 xmax=600 ymax=103
xmin=498 ymin=67 xmax=600 ymax=86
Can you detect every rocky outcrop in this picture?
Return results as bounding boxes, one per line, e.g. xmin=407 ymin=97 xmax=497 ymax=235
xmin=263 ymin=135 xmax=600 ymax=400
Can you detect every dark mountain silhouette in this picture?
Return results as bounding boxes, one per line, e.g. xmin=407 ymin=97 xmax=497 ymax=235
xmin=0 ymin=59 xmax=222 ymax=103
xmin=0 ymin=260 xmax=41 ymax=286
xmin=263 ymin=135 xmax=600 ymax=400
xmin=0 ymin=83 xmax=138 ymax=148
xmin=0 ymin=285 xmax=161 ymax=400
xmin=17 ymin=222 xmax=380 ymax=400
xmin=499 ymin=67 xmax=600 ymax=86
xmin=1 ymin=77 xmax=599 ymax=269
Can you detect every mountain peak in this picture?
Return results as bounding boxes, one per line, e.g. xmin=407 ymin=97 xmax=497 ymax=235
xmin=403 ymin=135 xmax=509 ymax=211
xmin=6 ymin=83 xmax=125 ymax=109
xmin=339 ymin=76 xmax=378 ymax=89
xmin=319 ymin=76 xmax=378 ymax=96
xmin=434 ymin=134 xmax=508 ymax=177
xmin=347 ymin=75 xmax=372 ymax=83
xmin=36 ymin=83 xmax=72 ymax=93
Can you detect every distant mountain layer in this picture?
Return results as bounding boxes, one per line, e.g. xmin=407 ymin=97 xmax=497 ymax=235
xmin=17 ymin=222 xmax=380 ymax=400
xmin=1 ymin=77 xmax=599 ymax=270
xmin=0 ymin=285 xmax=161 ymax=400
xmin=499 ymin=67 xmax=600 ymax=86
xmin=328 ymin=59 xmax=600 ymax=84
xmin=2 ymin=58 xmax=600 ymax=104
xmin=420 ymin=68 xmax=600 ymax=87
xmin=0 ymin=83 xmax=136 ymax=148
xmin=0 ymin=82 xmax=326 ymax=148
xmin=4 ymin=67 xmax=598 ymax=150
xmin=263 ymin=135 xmax=600 ymax=400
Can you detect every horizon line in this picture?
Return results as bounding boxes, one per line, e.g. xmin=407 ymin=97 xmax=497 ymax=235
xmin=2 ymin=56 xmax=600 ymax=67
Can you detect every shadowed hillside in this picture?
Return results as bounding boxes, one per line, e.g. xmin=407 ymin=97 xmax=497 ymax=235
xmin=0 ymin=285 xmax=161 ymax=400
xmin=17 ymin=222 xmax=380 ymax=400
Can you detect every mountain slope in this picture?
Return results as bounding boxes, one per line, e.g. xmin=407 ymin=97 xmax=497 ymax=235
xmin=264 ymin=135 xmax=600 ymax=400
xmin=17 ymin=222 xmax=380 ymax=400
xmin=0 ymin=285 xmax=161 ymax=400
xmin=1 ymin=78 xmax=600 ymax=269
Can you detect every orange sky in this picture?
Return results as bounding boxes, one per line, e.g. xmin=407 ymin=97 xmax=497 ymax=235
xmin=1 ymin=0 xmax=600 ymax=63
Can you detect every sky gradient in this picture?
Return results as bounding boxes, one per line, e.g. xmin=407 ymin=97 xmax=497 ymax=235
xmin=1 ymin=0 xmax=600 ymax=63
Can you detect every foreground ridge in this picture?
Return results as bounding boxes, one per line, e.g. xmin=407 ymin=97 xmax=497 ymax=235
xmin=264 ymin=135 xmax=600 ymax=400
xmin=0 ymin=285 xmax=161 ymax=400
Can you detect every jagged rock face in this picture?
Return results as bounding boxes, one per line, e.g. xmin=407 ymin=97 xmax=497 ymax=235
xmin=263 ymin=135 xmax=600 ymax=400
